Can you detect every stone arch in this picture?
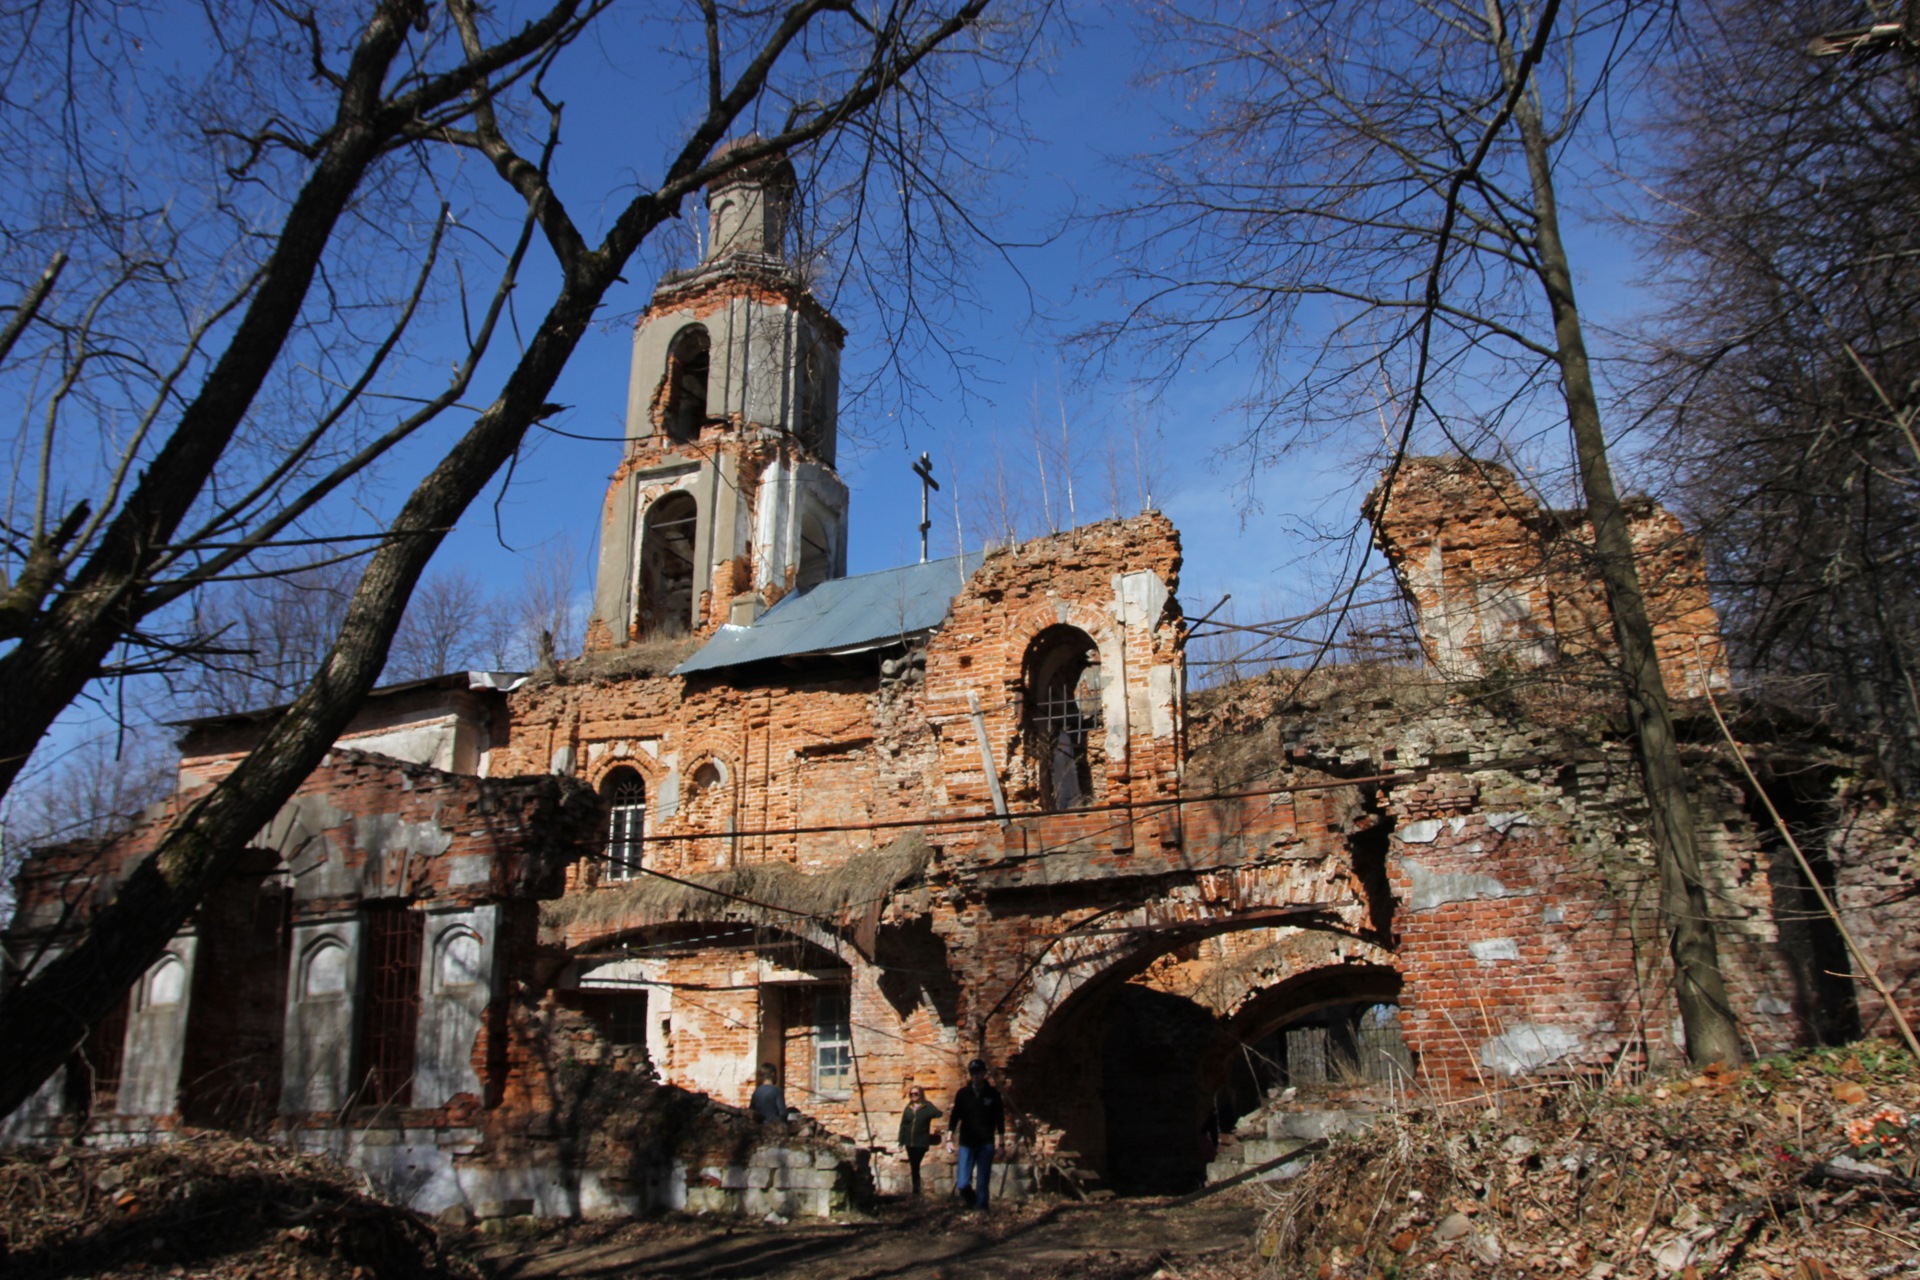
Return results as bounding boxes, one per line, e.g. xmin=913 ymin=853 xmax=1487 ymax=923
xmin=142 ymin=954 xmax=188 ymax=1009
xmin=1024 ymin=625 xmax=1104 ymax=809
xmin=430 ymin=925 xmax=486 ymax=993
xmin=637 ymin=489 xmax=699 ymax=637
xmin=569 ymin=916 xmax=859 ymax=976
xmin=996 ymin=864 xmax=1375 ymax=1057
xmin=795 ymin=506 xmax=833 ymax=591
xmin=1207 ymin=957 xmax=1408 ymax=1133
xmin=671 ymin=746 xmax=737 ymax=872
xmin=991 ymin=889 xmax=1393 ymax=1194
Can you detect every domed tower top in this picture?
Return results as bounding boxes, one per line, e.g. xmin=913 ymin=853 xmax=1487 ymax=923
xmin=703 ymin=138 xmax=798 ymax=261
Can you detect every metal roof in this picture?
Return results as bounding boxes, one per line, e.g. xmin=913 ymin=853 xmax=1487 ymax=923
xmin=674 ymin=551 xmax=985 ymax=675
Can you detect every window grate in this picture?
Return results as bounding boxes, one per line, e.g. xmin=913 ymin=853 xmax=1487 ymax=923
xmin=65 ymin=992 xmax=131 ymax=1114
xmin=604 ymin=771 xmax=646 ymax=882
xmin=357 ymin=902 xmax=421 ymax=1107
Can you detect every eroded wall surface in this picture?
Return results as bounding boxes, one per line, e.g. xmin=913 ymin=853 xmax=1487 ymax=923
xmin=1366 ymin=457 xmax=1729 ymax=697
xmin=6 ymin=498 xmax=1907 ymax=1212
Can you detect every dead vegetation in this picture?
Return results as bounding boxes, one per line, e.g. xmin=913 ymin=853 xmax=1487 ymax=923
xmin=552 ymin=632 xmax=704 ymax=683
xmin=0 ymin=1134 xmax=473 ymax=1280
xmin=1256 ymin=1042 xmax=1920 ymax=1280
xmin=540 ymin=830 xmax=932 ymax=933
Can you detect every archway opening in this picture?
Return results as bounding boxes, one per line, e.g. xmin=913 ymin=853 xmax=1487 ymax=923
xmin=1099 ymin=983 xmax=1226 ymax=1195
xmin=1024 ymin=625 xmax=1103 ymax=810
xmin=1211 ymin=966 xmax=1408 ymax=1140
xmin=1009 ymin=939 xmax=1404 ymax=1197
xmin=637 ymin=492 xmax=698 ymax=637
xmin=664 ymin=326 xmax=711 ymax=442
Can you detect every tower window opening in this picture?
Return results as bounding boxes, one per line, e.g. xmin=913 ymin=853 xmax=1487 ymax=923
xmin=603 ymin=767 xmax=646 ymax=884
xmin=665 ymin=327 xmax=711 ymax=443
xmin=1025 ymin=626 xmax=1104 ymax=811
xmin=797 ymin=337 xmax=831 ymax=460
xmin=638 ymin=492 xmax=698 ymax=637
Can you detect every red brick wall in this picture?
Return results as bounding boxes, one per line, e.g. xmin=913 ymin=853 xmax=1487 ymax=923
xmin=1366 ymin=457 xmax=1729 ymax=697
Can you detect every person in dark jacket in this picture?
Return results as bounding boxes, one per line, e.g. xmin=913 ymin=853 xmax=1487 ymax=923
xmin=750 ymin=1062 xmax=786 ymax=1124
xmin=945 ymin=1058 xmax=1005 ymax=1209
xmin=897 ymin=1083 xmax=941 ymax=1196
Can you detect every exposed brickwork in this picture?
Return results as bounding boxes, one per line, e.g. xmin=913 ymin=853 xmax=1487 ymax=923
xmin=1366 ymin=457 xmax=1729 ymax=697
xmin=7 ymin=478 xmax=1909 ymax=1216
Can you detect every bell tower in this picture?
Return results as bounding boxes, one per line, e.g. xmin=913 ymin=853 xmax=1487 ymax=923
xmin=587 ymin=142 xmax=851 ymax=652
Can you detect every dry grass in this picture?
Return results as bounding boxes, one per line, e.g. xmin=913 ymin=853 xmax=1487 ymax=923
xmin=556 ymin=632 xmax=704 ymax=682
xmin=0 ymin=1133 xmax=473 ymax=1280
xmin=541 ymin=830 xmax=933 ymax=934
xmin=1255 ymin=1042 xmax=1920 ymax=1279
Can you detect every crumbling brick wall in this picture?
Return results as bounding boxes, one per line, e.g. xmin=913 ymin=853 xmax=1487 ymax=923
xmin=1366 ymin=457 xmax=1728 ymax=697
xmin=1180 ymin=667 xmax=1804 ymax=1083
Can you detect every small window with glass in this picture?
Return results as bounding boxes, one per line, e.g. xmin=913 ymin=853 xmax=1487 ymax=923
xmin=813 ymin=986 xmax=853 ymax=1096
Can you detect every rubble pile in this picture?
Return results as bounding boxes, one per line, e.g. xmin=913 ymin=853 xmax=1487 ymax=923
xmin=0 ymin=1135 xmax=473 ymax=1280
xmin=1259 ymin=1043 xmax=1920 ymax=1279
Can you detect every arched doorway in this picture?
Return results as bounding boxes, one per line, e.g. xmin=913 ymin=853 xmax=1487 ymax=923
xmin=1005 ymin=922 xmax=1404 ymax=1196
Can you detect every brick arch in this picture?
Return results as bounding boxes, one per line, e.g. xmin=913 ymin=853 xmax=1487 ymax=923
xmin=564 ymin=916 xmax=859 ymax=972
xmin=1166 ymin=931 xmax=1400 ymax=1026
xmin=992 ymin=870 xmax=1377 ymax=1065
xmin=1004 ymin=600 xmax=1131 ymax=799
xmin=582 ymin=748 xmax=665 ymax=794
xmin=1218 ymin=958 xmax=1403 ymax=1047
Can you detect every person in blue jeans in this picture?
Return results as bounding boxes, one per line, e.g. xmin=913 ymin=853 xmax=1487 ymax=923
xmin=945 ymin=1058 xmax=1005 ymax=1209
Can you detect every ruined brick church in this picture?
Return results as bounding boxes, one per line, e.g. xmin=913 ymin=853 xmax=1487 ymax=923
xmin=5 ymin=151 xmax=1913 ymax=1217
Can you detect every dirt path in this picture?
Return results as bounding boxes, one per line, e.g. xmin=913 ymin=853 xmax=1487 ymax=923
xmin=469 ymin=1193 xmax=1266 ymax=1280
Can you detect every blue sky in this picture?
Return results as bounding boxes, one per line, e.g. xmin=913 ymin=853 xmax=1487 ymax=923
xmin=412 ymin=5 xmax=1663 ymax=646
xmin=5 ymin=1 xmax=1673 ymax=798
xmin=415 ymin=10 xmax=1343 ymax=627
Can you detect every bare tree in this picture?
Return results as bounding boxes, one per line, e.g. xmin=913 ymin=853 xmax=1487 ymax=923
xmin=0 ymin=0 xmax=1041 ymax=1118
xmin=514 ymin=535 xmax=586 ymax=663
xmin=0 ymin=729 xmax=175 ymax=926
xmin=1090 ymin=0 xmax=1743 ymax=1064
xmin=1642 ymin=0 xmax=1920 ymax=794
xmin=180 ymin=563 xmax=358 ymax=715
xmin=386 ymin=567 xmax=493 ymax=682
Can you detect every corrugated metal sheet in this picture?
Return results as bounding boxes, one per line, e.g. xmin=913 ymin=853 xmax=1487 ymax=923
xmin=674 ymin=551 xmax=986 ymax=675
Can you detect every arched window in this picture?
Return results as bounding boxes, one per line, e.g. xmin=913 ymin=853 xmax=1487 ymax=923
xmin=143 ymin=955 xmax=187 ymax=1009
xmin=301 ymin=938 xmax=350 ymax=1000
xmin=602 ymin=767 xmax=646 ymax=883
xmin=664 ymin=326 xmax=711 ymax=442
xmin=637 ymin=491 xmax=698 ymax=636
xmin=434 ymin=928 xmax=485 ymax=991
xmin=1025 ymin=626 xmax=1104 ymax=811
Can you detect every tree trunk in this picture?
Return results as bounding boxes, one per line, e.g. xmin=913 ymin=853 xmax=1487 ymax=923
xmin=0 ymin=248 xmax=639 ymax=1121
xmin=1501 ymin=20 xmax=1744 ymax=1066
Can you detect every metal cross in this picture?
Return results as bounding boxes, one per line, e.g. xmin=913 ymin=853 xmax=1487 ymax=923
xmin=912 ymin=451 xmax=940 ymax=563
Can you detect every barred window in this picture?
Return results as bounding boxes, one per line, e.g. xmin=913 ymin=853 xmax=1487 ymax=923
xmin=1025 ymin=625 xmax=1103 ymax=810
xmin=603 ymin=768 xmax=646 ymax=883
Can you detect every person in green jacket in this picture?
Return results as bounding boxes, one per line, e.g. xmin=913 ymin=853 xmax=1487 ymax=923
xmin=897 ymin=1083 xmax=941 ymax=1196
